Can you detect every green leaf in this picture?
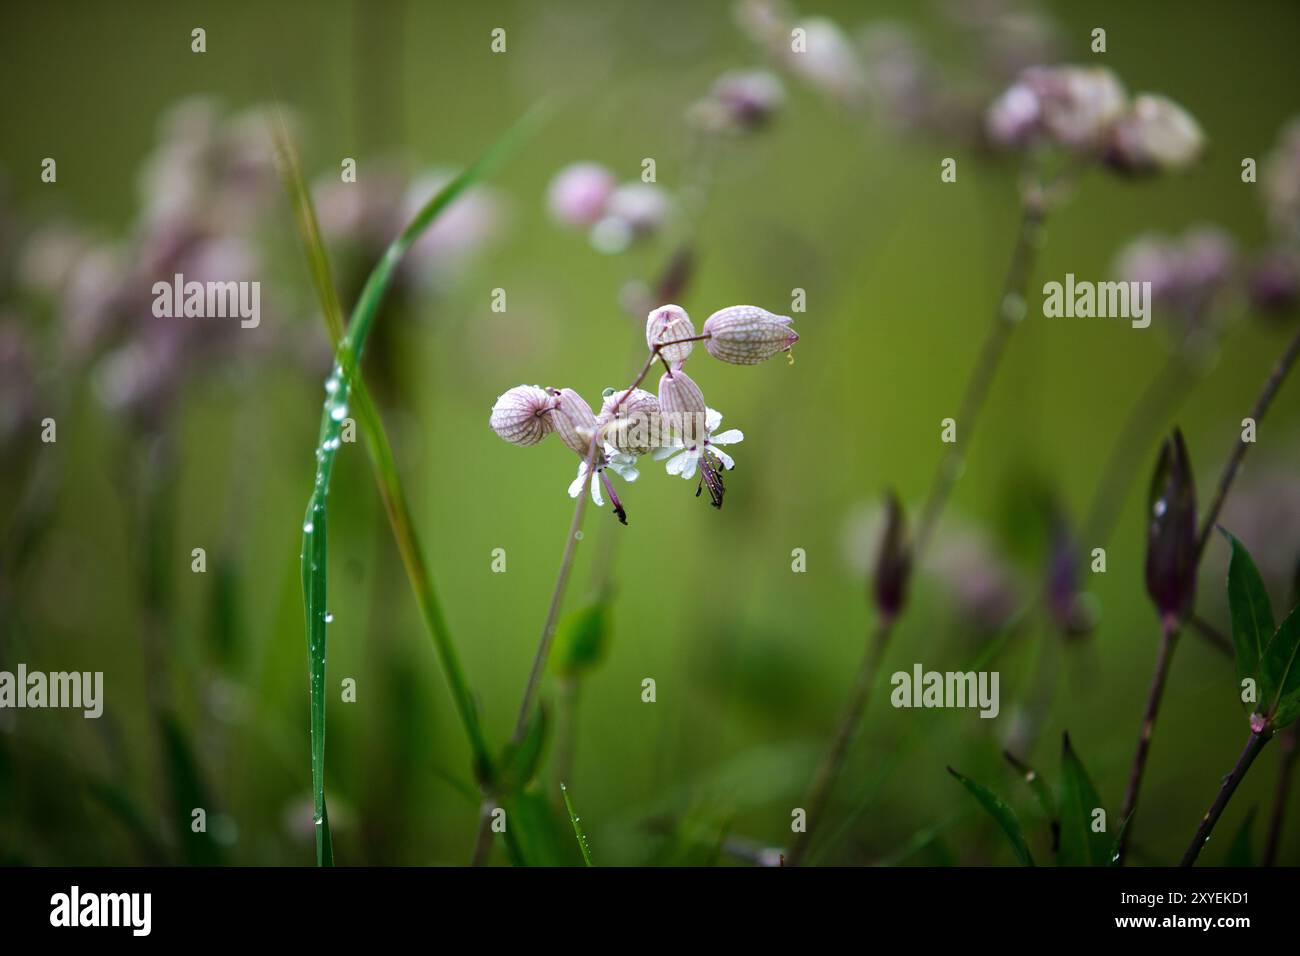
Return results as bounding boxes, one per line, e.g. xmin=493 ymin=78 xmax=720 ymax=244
xmin=1222 ymin=529 xmax=1275 ymax=710
xmin=551 ymin=602 xmax=612 ymax=678
xmin=947 ymin=767 xmax=1034 ymax=866
xmin=1107 ymin=813 xmax=1132 ymax=867
xmin=1058 ymin=734 xmax=1110 ymax=867
xmin=561 ymin=783 xmax=594 ymax=866
xmin=159 ymin=713 xmax=223 ymax=866
xmin=1262 ymin=603 xmax=1300 ymax=728
xmin=1003 ymin=750 xmax=1057 ymax=835
xmin=1224 ymin=806 xmax=1257 ymax=866
xmin=497 ymin=703 xmax=549 ymax=796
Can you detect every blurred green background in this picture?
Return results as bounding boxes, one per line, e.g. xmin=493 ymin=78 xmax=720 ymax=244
xmin=2 ymin=0 xmax=1299 ymax=866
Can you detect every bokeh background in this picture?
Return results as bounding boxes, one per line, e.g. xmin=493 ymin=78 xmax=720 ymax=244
xmin=2 ymin=0 xmax=1300 ymax=866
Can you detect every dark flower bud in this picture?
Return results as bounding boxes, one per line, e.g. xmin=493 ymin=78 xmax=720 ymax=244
xmin=872 ymin=491 xmax=911 ymax=623
xmin=1144 ymin=428 xmax=1198 ymax=623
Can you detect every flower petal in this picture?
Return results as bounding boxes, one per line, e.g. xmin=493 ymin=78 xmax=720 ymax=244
xmin=706 ymin=407 xmax=722 ymax=432
xmin=711 ymin=446 xmax=735 ymax=470
xmin=590 ymin=472 xmax=605 ymax=507
xmin=567 ymin=462 xmax=589 ymax=498
xmin=680 ymin=451 xmax=699 ymax=481
xmin=710 ymin=428 xmax=744 ymax=446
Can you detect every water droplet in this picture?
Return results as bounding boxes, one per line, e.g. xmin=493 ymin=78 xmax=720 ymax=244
xmin=324 ymin=612 xmax=334 ymax=623
xmin=303 ymin=521 xmax=314 ymax=533
xmin=330 ymin=404 xmax=347 ymax=422
xmin=1154 ymin=499 xmax=1167 ymax=518
xmin=574 ymin=530 xmax=584 ymax=541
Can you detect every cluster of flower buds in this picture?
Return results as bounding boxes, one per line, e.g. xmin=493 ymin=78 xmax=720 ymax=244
xmin=490 ymin=303 xmax=797 ymax=523
xmin=986 ymin=65 xmax=1204 ymax=175
xmin=546 ymin=163 xmax=671 ymax=255
xmin=735 ymin=0 xmax=869 ymax=107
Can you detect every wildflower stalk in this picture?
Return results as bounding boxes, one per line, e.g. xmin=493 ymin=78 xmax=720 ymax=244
xmin=1115 ymin=615 xmax=1179 ymax=863
xmin=787 ymin=620 xmax=893 ymax=867
xmin=912 ymin=181 xmax=1050 ymax=561
xmin=470 ymin=332 xmax=711 ymax=865
xmin=1180 ymin=730 xmax=1270 ymax=866
xmin=1194 ymin=323 xmax=1300 ymax=560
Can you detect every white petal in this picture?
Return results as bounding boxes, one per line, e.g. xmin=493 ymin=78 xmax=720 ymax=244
xmin=705 ymin=407 xmax=722 ymax=432
xmin=590 ymin=472 xmax=605 ymax=507
xmin=651 ymin=441 xmax=682 ymax=460
xmin=711 ymin=446 xmax=735 ymax=470
xmin=681 ymin=453 xmax=699 ymax=480
xmin=567 ymin=462 xmax=589 ymax=498
xmin=710 ymin=428 xmax=744 ymax=446
xmin=611 ymin=462 xmax=639 ymax=482
xmin=665 ymin=450 xmax=691 ymax=476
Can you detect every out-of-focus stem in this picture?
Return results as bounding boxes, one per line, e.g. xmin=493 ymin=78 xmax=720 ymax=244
xmin=912 ymin=191 xmax=1047 ymax=562
xmin=1263 ymin=723 xmax=1300 ymax=866
xmin=787 ymin=620 xmax=893 ymax=867
xmin=1195 ymin=324 xmax=1300 ymax=559
xmin=1116 ymin=615 xmax=1179 ymax=864
xmin=1181 ymin=731 xmax=1270 ymax=866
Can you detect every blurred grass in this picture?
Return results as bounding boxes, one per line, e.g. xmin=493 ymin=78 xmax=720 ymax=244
xmin=2 ymin=0 xmax=1300 ymax=865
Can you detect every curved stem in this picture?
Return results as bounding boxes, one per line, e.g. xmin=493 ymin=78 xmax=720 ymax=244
xmin=787 ymin=621 xmax=892 ymax=867
xmin=1116 ymin=615 xmax=1179 ymax=864
xmin=1181 ymin=731 xmax=1270 ymax=866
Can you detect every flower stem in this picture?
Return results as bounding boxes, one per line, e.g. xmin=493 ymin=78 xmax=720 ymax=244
xmin=1195 ymin=323 xmax=1300 ymax=559
xmin=912 ymin=191 xmax=1047 ymax=561
xmin=1116 ymin=615 xmax=1179 ymax=864
xmin=787 ymin=620 xmax=893 ymax=867
xmin=470 ymin=334 xmax=707 ymax=865
xmin=1262 ymin=723 xmax=1299 ymax=866
xmin=1180 ymin=730 xmax=1270 ymax=866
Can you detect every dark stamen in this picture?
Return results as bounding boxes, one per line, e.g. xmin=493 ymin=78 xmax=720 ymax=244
xmin=698 ymin=452 xmax=726 ymax=509
xmin=600 ymin=470 xmax=628 ymax=525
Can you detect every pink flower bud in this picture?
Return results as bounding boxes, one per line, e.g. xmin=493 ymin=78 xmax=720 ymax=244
xmin=985 ymin=82 xmax=1041 ymax=148
xmin=598 ymin=387 xmax=661 ymax=456
xmin=657 ymin=368 xmax=707 ymax=445
xmin=548 ymin=387 xmax=600 ymax=457
xmin=709 ymin=70 xmax=785 ymax=130
xmin=547 ymin=162 xmax=615 ymax=228
xmin=488 ymin=385 xmax=555 ymax=446
xmin=646 ymin=304 xmax=696 ymax=366
xmin=702 ymin=305 xmax=798 ymax=364
xmin=990 ymin=66 xmax=1127 ymax=152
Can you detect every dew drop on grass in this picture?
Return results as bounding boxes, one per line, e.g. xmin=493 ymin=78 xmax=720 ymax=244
xmin=330 ymin=404 xmax=348 ymax=422
xmin=303 ymin=521 xmax=314 ymax=533
xmin=324 ymin=612 xmax=333 ymax=623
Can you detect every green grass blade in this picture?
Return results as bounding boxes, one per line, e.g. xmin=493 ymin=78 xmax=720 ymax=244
xmin=947 ymin=766 xmax=1034 ymax=866
xmin=560 ymin=783 xmax=594 ymax=866
xmin=278 ymin=103 xmax=551 ymax=864
xmin=1058 ymin=733 xmax=1110 ymax=867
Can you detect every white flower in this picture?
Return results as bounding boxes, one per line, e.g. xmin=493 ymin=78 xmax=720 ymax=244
xmin=567 ymin=444 xmax=640 ymax=522
xmin=652 ymin=407 xmax=744 ymax=479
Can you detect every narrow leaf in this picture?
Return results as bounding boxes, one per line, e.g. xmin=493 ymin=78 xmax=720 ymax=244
xmin=947 ymin=766 xmax=1034 ymax=866
xmin=1003 ymin=750 xmax=1058 ymax=849
xmin=1058 ymin=733 xmax=1110 ymax=867
xmin=1221 ymin=529 xmax=1275 ymax=711
xmin=1262 ymin=603 xmax=1300 ymax=728
xmin=561 ymin=783 xmax=594 ymax=866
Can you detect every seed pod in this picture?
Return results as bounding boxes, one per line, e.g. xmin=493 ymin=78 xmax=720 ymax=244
xmin=488 ymin=385 xmax=555 ymax=446
xmin=872 ymin=491 xmax=911 ymax=623
xmin=646 ymin=304 xmax=696 ymax=366
xmin=657 ymin=368 xmax=707 ymax=445
xmin=1144 ymin=428 xmax=1198 ymax=623
xmin=598 ymin=387 xmax=661 ymax=456
xmin=702 ymin=305 xmax=799 ymax=365
xmin=549 ymin=387 xmax=599 ymax=457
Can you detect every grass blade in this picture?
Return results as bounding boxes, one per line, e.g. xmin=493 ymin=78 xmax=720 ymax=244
xmin=947 ymin=766 xmax=1034 ymax=866
xmin=560 ymin=782 xmax=594 ymax=866
xmin=276 ymin=101 xmax=551 ymax=865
